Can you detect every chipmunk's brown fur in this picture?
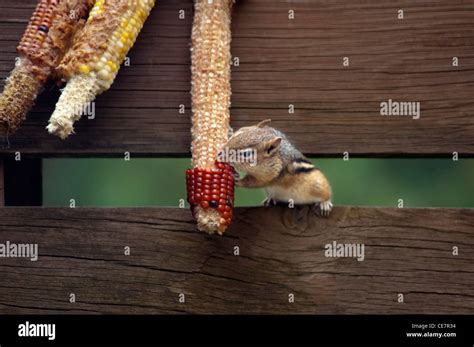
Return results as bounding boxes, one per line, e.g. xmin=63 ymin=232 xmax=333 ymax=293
xmin=222 ymin=119 xmax=333 ymax=216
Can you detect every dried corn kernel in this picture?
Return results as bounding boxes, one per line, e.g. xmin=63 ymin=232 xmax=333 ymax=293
xmin=48 ymin=0 xmax=155 ymax=139
xmin=17 ymin=0 xmax=61 ymax=81
xmin=187 ymin=0 xmax=235 ymax=234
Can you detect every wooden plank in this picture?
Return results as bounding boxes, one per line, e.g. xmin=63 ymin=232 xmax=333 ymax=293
xmin=0 ymin=0 xmax=473 ymax=156
xmin=3 ymin=158 xmax=42 ymax=206
xmin=0 ymin=206 xmax=472 ymax=314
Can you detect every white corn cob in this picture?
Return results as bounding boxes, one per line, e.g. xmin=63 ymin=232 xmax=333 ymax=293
xmin=47 ymin=0 xmax=155 ymax=139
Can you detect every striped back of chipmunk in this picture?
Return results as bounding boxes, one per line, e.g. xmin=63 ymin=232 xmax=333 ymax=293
xmin=288 ymin=158 xmax=318 ymax=174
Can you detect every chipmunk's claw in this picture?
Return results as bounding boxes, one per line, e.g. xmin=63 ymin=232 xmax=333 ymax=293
xmin=233 ymin=171 xmax=240 ymax=181
xmin=228 ymin=126 xmax=234 ymax=138
xmin=313 ymin=200 xmax=333 ymax=217
xmin=262 ymin=197 xmax=277 ymax=207
xmin=233 ymin=171 xmax=242 ymax=186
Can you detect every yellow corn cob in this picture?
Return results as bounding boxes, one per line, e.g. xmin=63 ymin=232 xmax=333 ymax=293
xmin=0 ymin=0 xmax=94 ymax=135
xmin=47 ymin=0 xmax=155 ymax=139
xmin=188 ymin=0 xmax=235 ymax=234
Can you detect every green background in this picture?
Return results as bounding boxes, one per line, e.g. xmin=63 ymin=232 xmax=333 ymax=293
xmin=43 ymin=158 xmax=474 ymax=208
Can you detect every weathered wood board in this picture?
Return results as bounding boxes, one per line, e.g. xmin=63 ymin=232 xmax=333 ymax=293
xmin=0 ymin=206 xmax=472 ymax=314
xmin=0 ymin=0 xmax=473 ymax=156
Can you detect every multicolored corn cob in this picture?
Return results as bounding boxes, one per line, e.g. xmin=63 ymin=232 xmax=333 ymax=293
xmin=47 ymin=0 xmax=155 ymax=139
xmin=0 ymin=0 xmax=94 ymax=135
xmin=186 ymin=0 xmax=235 ymax=234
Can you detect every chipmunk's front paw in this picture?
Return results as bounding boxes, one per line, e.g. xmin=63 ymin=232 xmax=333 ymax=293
xmin=262 ymin=197 xmax=277 ymax=207
xmin=313 ymin=200 xmax=333 ymax=217
xmin=233 ymin=172 xmax=242 ymax=186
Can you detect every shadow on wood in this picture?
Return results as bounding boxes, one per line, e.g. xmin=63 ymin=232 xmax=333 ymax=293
xmin=0 ymin=206 xmax=472 ymax=314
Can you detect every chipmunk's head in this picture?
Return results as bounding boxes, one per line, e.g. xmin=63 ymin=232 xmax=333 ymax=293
xmin=220 ymin=119 xmax=284 ymax=180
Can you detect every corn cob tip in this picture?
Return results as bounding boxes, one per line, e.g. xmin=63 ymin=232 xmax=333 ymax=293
xmin=195 ymin=207 xmax=226 ymax=235
xmin=46 ymin=118 xmax=74 ymax=140
xmin=47 ymin=73 xmax=100 ymax=139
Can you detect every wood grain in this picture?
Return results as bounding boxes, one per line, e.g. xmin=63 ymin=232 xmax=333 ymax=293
xmin=0 ymin=0 xmax=473 ymax=156
xmin=0 ymin=206 xmax=472 ymax=314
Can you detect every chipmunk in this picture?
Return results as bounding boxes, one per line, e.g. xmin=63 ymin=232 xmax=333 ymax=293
xmin=221 ymin=119 xmax=333 ymax=216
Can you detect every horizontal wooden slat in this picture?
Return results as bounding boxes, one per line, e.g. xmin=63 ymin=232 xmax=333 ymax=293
xmin=0 ymin=206 xmax=472 ymax=314
xmin=0 ymin=0 xmax=473 ymax=156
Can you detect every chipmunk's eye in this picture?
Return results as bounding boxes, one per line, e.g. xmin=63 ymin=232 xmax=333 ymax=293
xmin=240 ymin=149 xmax=254 ymax=158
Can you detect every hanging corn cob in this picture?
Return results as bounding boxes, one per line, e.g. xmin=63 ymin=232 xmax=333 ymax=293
xmin=47 ymin=0 xmax=155 ymax=139
xmin=186 ymin=0 xmax=235 ymax=234
xmin=0 ymin=0 xmax=94 ymax=135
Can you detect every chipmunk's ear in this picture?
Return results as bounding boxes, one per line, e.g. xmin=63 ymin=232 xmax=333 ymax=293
xmin=256 ymin=119 xmax=272 ymax=128
xmin=263 ymin=136 xmax=282 ymax=156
